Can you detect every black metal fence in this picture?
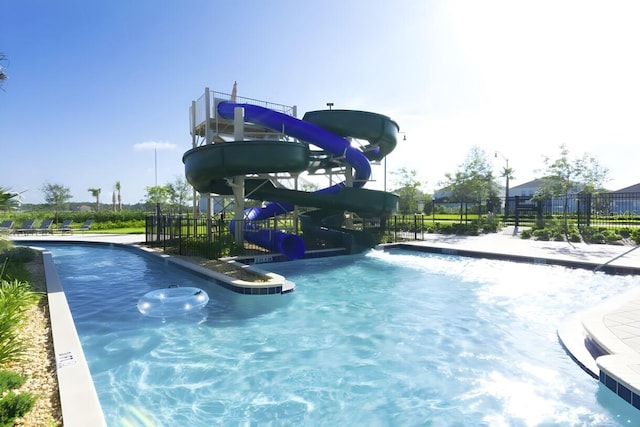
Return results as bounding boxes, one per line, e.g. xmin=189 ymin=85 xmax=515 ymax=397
xmin=497 ymin=192 xmax=640 ymax=229
xmin=145 ymin=212 xmax=388 ymax=259
xmin=146 ymin=192 xmax=640 ymax=259
xmin=145 ymin=214 xmax=298 ymax=259
xmin=426 ymin=192 xmax=640 ymax=230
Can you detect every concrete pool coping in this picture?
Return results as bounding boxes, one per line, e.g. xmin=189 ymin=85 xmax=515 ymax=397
xmin=11 ymin=231 xmax=640 ymax=419
xmin=41 ymin=249 xmax=106 ymax=427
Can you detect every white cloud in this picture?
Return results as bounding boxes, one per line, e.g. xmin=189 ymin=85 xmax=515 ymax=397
xmin=133 ymin=141 xmax=177 ymax=151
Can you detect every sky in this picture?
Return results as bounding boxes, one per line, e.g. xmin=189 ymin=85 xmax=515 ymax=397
xmin=2 ymin=0 xmax=640 ymax=205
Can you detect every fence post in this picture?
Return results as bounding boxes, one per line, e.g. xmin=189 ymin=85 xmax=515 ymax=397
xmin=394 ymin=215 xmax=397 ymax=242
xmin=432 ymin=201 xmax=435 ymax=223
xmin=577 ymin=198 xmax=581 ymax=229
xmin=514 ymin=196 xmax=521 ymax=229
xmin=273 ymin=217 xmax=278 ymax=253
xmin=585 ymin=193 xmax=592 ymax=227
xmin=178 ymin=216 xmax=183 ymax=255
xmin=536 ymin=200 xmax=543 ymax=228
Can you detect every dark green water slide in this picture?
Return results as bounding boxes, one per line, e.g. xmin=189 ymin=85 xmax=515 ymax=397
xmin=183 ymin=103 xmax=399 ymax=257
xmin=184 ymin=109 xmax=399 ymax=217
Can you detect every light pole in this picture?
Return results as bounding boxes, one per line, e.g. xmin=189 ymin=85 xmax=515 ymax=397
xmin=155 ymin=146 xmax=161 ymax=214
xmin=326 ymin=102 xmax=334 ymax=110
xmin=154 ymin=145 xmax=161 ymax=241
xmin=494 ymin=151 xmax=510 ymax=218
xmin=385 ymin=132 xmax=406 ymax=193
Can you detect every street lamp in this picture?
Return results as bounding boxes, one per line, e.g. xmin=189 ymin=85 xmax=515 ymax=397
xmin=384 ymin=132 xmax=407 ymax=192
xmin=153 ymin=145 xmax=162 ymax=241
xmin=326 ymin=102 xmax=334 ymax=110
xmin=494 ymin=151 xmax=510 ymax=218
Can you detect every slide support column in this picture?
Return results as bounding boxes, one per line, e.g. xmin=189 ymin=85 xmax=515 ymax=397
xmin=232 ymin=107 xmax=245 ymax=247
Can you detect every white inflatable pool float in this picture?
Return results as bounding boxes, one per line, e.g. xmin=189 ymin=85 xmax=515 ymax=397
xmin=137 ymin=286 xmax=209 ymax=318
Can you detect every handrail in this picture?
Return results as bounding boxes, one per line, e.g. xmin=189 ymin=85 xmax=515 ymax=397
xmin=594 ymin=244 xmax=640 ymax=272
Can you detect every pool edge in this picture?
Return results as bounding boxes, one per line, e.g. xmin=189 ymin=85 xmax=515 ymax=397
xmin=42 ymin=250 xmax=107 ymax=427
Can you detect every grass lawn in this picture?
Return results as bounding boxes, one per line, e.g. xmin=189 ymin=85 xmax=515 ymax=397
xmin=85 ymin=227 xmax=145 ymax=234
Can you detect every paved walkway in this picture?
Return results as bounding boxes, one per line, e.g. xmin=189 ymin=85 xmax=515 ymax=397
xmin=394 ymin=229 xmax=640 ymax=271
xmin=11 ymin=232 xmax=146 ymax=245
xmin=11 ymin=230 xmax=640 ymax=410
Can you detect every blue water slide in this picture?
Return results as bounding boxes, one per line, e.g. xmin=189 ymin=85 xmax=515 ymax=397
xmin=217 ymin=102 xmax=372 ymax=259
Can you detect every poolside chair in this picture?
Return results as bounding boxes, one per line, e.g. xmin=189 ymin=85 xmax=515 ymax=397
xmin=33 ymin=219 xmax=54 ymax=235
xmin=76 ymin=219 xmax=94 ymax=233
xmin=55 ymin=219 xmax=73 ymax=234
xmin=15 ymin=219 xmax=36 ymax=234
xmin=0 ymin=220 xmax=13 ymax=234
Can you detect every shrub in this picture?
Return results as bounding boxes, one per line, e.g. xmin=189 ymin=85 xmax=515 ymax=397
xmin=589 ymin=232 xmax=606 ymax=244
xmin=0 ymin=369 xmax=37 ymax=426
xmin=533 ymin=229 xmax=551 ymax=241
xmin=435 ymin=223 xmax=454 ymax=234
xmin=568 ymin=231 xmax=582 ymax=243
xmin=0 ymin=370 xmax=26 ymax=391
xmin=619 ymin=227 xmax=632 ymax=238
xmin=580 ymin=226 xmax=623 ymax=244
xmin=0 ymin=279 xmax=41 ymax=365
xmin=1 ymin=246 xmax=36 ymax=264
xmin=479 ymin=216 xmax=499 ymax=233
xmin=0 ymin=390 xmax=36 ymax=427
xmin=0 ymin=238 xmax=10 ymax=255
xmin=520 ymin=229 xmax=532 ymax=239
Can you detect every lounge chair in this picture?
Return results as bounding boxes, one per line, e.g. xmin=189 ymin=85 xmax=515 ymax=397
xmin=15 ymin=219 xmax=36 ymax=234
xmin=55 ymin=219 xmax=73 ymax=234
xmin=0 ymin=220 xmax=13 ymax=234
xmin=33 ymin=219 xmax=54 ymax=235
xmin=76 ymin=219 xmax=94 ymax=233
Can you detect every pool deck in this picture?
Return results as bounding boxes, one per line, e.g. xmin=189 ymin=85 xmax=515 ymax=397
xmin=11 ymin=230 xmax=640 ymax=414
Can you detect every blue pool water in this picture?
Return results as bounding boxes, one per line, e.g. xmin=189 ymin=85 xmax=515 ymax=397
xmin=42 ymin=243 xmax=640 ymax=426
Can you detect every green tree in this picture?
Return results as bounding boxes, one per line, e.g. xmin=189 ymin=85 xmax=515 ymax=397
xmin=535 ymin=144 xmax=609 ymax=240
xmin=40 ymin=183 xmax=72 ymax=221
xmin=144 ymin=185 xmax=170 ymax=212
xmin=443 ymin=147 xmax=498 ymax=220
xmin=390 ymin=167 xmax=430 ymax=214
xmin=88 ymin=188 xmax=101 ymax=212
xmin=167 ymin=177 xmax=191 ymax=214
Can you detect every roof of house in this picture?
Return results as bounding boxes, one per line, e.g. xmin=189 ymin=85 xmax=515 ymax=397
xmin=509 ymin=178 xmax=544 ymax=191
xmin=613 ymin=183 xmax=640 ymax=193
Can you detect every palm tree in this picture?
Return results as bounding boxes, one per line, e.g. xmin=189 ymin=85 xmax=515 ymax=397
xmin=115 ymin=181 xmax=122 ymax=212
xmin=88 ymin=188 xmax=101 ymax=212
xmin=0 ymin=53 xmax=7 ymax=89
xmin=0 ymin=187 xmax=20 ymax=211
xmin=500 ymin=165 xmax=515 ymax=217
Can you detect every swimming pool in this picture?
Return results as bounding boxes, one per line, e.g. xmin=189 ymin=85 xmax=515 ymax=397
xmin=43 ymin=243 xmax=640 ymax=426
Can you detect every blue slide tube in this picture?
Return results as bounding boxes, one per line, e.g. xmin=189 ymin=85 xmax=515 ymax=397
xmin=217 ymin=102 xmax=371 ymax=188
xmin=228 ymin=203 xmax=306 ymax=259
xmin=217 ymin=102 xmax=372 ymax=259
